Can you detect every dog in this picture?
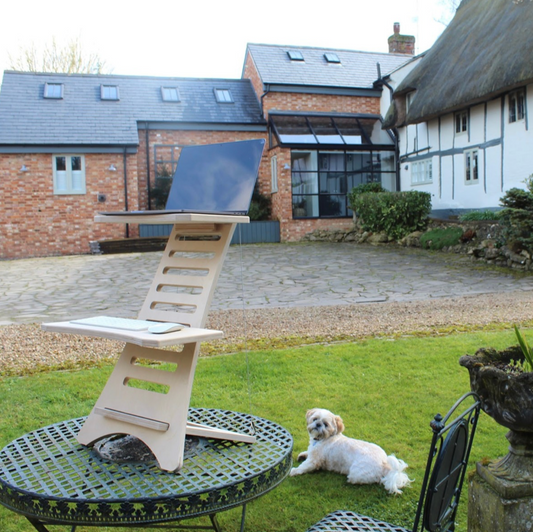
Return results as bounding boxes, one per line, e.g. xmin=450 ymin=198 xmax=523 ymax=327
xmin=290 ymin=408 xmax=411 ymax=494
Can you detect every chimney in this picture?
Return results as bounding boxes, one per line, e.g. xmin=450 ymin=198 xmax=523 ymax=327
xmin=388 ymin=22 xmax=415 ymax=55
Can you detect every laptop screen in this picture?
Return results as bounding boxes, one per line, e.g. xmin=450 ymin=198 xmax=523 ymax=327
xmin=165 ymin=139 xmax=265 ymax=214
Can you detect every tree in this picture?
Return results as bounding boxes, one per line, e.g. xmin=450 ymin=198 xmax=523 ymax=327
xmin=434 ymin=0 xmax=461 ymax=26
xmin=9 ymin=37 xmax=109 ymax=74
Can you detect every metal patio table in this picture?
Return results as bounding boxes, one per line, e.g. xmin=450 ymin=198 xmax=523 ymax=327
xmin=0 ymin=408 xmax=293 ymax=532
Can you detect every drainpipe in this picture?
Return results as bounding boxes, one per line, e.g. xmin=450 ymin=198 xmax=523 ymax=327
xmin=123 ymin=147 xmax=129 ymax=238
xmin=145 ymin=123 xmax=151 ymax=209
xmin=260 ymin=85 xmax=270 ymax=120
xmin=376 ymin=63 xmax=401 ymax=191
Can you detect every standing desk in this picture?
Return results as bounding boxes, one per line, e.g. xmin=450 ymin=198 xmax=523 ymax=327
xmin=42 ymin=213 xmax=255 ymax=472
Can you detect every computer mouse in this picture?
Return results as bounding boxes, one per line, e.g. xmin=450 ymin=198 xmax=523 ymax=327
xmin=148 ymin=323 xmax=185 ymax=334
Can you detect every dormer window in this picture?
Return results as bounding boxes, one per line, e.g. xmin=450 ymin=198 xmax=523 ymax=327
xmin=214 ymin=88 xmax=233 ymax=103
xmin=44 ymin=83 xmax=64 ymax=99
xmin=287 ymin=50 xmax=304 ymax=61
xmin=101 ymin=85 xmax=119 ymax=100
xmin=161 ymin=87 xmax=180 ymax=102
xmin=324 ymin=53 xmax=340 ymax=63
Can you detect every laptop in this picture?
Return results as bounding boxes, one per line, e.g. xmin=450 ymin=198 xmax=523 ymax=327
xmin=101 ymin=139 xmax=265 ymax=216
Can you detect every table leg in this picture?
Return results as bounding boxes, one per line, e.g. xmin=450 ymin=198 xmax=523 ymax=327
xmin=239 ymin=504 xmax=247 ymax=532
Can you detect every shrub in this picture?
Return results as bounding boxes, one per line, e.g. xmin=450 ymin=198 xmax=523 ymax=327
xmin=248 ymin=189 xmax=271 ymax=221
xmin=350 ymin=190 xmax=432 ymax=240
xmin=348 ymin=182 xmax=386 ymax=200
xmin=499 ymin=176 xmax=533 ymax=253
xmin=419 ymin=227 xmax=464 ymax=250
xmin=459 ymin=210 xmax=502 ymax=222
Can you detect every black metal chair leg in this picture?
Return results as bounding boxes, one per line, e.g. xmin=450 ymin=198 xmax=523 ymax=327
xmin=209 ymin=513 xmax=222 ymax=532
xmin=26 ymin=517 xmax=51 ymax=532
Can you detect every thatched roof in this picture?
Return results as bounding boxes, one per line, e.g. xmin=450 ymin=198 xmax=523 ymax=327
xmin=385 ymin=0 xmax=533 ymax=127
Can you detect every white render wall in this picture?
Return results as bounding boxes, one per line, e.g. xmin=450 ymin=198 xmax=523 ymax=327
xmin=397 ymin=84 xmax=533 ymax=216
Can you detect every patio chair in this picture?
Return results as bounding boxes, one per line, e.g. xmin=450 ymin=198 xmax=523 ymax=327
xmin=304 ymin=392 xmax=481 ymax=532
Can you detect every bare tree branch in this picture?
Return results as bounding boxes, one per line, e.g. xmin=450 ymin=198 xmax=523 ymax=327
xmin=434 ymin=0 xmax=461 ymax=26
xmin=8 ymin=37 xmax=110 ymax=74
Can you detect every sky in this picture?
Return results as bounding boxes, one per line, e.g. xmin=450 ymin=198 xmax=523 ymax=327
xmin=0 ymin=0 xmax=454 ymax=80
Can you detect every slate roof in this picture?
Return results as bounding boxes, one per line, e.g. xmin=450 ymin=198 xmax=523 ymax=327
xmin=0 ymin=71 xmax=265 ymax=147
xmin=387 ymin=0 xmax=533 ymax=126
xmin=246 ymin=43 xmax=414 ymax=90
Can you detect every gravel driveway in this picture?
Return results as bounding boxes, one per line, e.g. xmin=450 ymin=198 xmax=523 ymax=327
xmin=1 ymin=243 xmax=532 ymax=376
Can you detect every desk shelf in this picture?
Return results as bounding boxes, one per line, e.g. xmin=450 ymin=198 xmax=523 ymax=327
xmin=42 ymin=321 xmax=223 ymax=349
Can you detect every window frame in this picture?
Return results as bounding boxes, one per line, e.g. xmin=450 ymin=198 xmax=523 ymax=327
xmin=44 ymin=82 xmax=64 ymax=99
xmin=100 ymin=85 xmax=120 ymax=101
xmin=287 ymin=50 xmax=304 ymax=61
xmin=455 ymin=110 xmax=468 ymax=134
xmin=410 ymin=158 xmax=433 ymax=185
xmin=509 ymin=89 xmax=526 ymax=123
xmin=464 ymin=148 xmax=479 ymax=185
xmin=271 ymin=155 xmax=278 ymax=193
xmin=324 ymin=52 xmax=340 ymax=63
xmin=52 ymin=155 xmax=86 ymax=195
xmin=214 ymin=88 xmax=233 ymax=103
xmin=161 ymin=87 xmax=180 ymax=102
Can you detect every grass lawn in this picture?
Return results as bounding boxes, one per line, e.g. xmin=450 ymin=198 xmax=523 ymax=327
xmin=0 ymin=330 xmax=517 ymax=532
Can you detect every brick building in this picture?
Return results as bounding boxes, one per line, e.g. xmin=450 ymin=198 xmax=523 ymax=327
xmin=0 ymin=34 xmax=414 ymax=259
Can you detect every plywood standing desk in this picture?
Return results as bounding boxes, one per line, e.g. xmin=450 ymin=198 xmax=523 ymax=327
xmin=42 ymin=213 xmax=254 ymax=472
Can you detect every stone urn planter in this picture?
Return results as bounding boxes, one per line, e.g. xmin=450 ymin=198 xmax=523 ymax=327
xmin=459 ymin=345 xmax=533 ymax=496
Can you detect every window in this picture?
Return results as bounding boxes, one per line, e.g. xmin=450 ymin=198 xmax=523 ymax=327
xmin=324 ymin=52 xmax=340 ymax=63
xmin=214 ymin=88 xmax=233 ymax=103
xmin=44 ymin=83 xmax=64 ymax=99
xmin=411 ymin=159 xmax=433 ymax=184
xmin=455 ymin=111 xmax=468 ymax=134
xmin=287 ymin=50 xmax=304 ymax=61
xmin=161 ymin=87 xmax=180 ymax=102
xmin=271 ymin=156 xmax=278 ymax=193
xmin=465 ymin=149 xmax=479 ymax=184
xmin=291 ymin=150 xmax=395 ymax=219
xmin=509 ymin=89 xmax=526 ymax=123
xmin=53 ymin=155 xmax=86 ymax=194
xmin=406 ymin=92 xmax=415 ymax=113
xmin=101 ymin=85 xmax=119 ymax=100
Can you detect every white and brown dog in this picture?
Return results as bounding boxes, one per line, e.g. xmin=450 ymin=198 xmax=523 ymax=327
xmin=290 ymin=408 xmax=411 ymax=494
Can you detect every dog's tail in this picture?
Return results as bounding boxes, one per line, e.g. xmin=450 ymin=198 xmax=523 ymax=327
xmin=381 ymin=455 xmax=412 ymax=495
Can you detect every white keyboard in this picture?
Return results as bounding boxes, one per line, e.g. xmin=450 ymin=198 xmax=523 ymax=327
xmin=70 ymin=316 xmax=156 ymax=331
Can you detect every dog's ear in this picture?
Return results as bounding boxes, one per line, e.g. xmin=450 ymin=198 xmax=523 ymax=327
xmin=306 ymin=409 xmax=317 ymax=421
xmin=334 ymin=415 xmax=345 ymax=434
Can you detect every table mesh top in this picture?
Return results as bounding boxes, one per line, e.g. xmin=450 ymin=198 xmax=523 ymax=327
xmin=0 ymin=409 xmax=292 ymax=525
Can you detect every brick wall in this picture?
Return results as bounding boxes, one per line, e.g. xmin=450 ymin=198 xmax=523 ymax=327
xmin=243 ymin=58 xmax=379 ymax=241
xmin=0 ymin=152 xmax=137 ymax=259
xmin=136 ymin=129 xmax=269 ymax=211
xmin=263 ymin=92 xmax=380 ymax=117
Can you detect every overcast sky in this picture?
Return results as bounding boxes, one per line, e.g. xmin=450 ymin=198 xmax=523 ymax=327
xmin=0 ymin=0 xmax=453 ymax=80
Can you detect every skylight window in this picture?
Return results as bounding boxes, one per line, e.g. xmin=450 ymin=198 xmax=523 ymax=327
xmin=44 ymin=83 xmax=64 ymax=99
xmin=324 ymin=53 xmax=340 ymax=64
xmin=287 ymin=50 xmax=304 ymax=61
xmin=214 ymin=88 xmax=233 ymax=103
xmin=161 ymin=87 xmax=180 ymax=102
xmin=101 ymin=85 xmax=119 ymax=100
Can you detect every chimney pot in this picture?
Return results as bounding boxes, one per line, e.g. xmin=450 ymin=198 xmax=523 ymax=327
xmin=394 ymin=22 xmax=400 ymax=34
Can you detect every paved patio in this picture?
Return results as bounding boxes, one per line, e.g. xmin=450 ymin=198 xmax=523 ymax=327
xmin=1 ymin=242 xmax=533 ymax=326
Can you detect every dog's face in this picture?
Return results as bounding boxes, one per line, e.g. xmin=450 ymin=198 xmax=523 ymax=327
xmin=306 ymin=408 xmax=345 ymax=441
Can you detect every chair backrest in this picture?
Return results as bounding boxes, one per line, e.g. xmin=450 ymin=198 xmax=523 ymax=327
xmin=412 ymin=392 xmax=481 ymax=532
